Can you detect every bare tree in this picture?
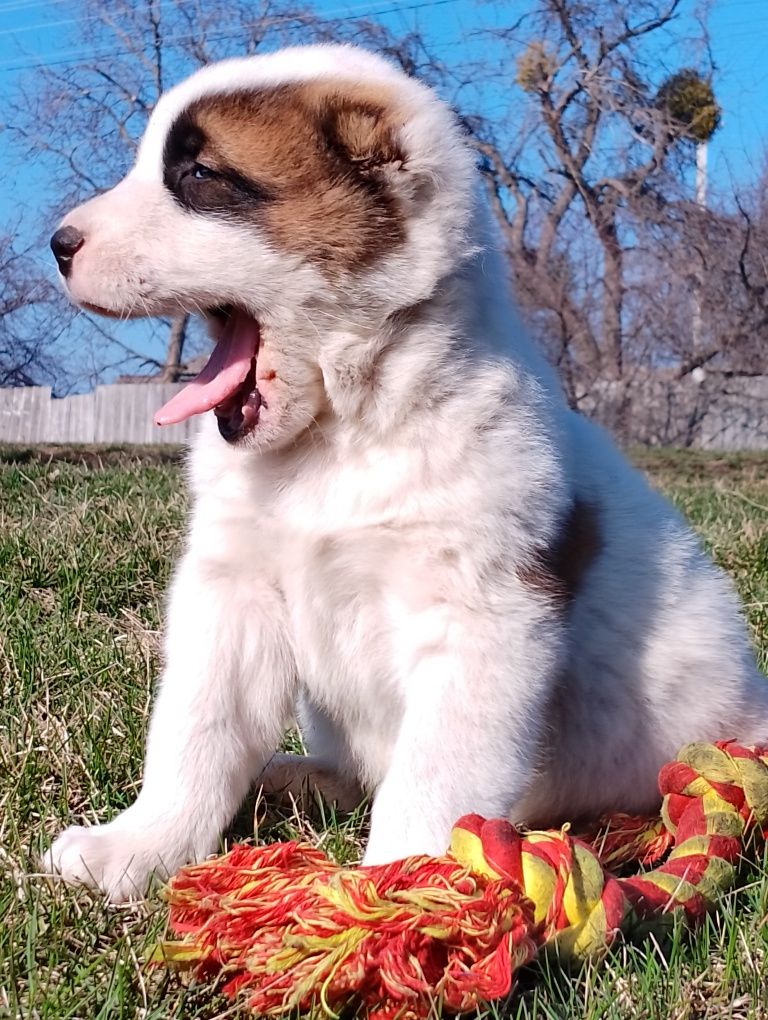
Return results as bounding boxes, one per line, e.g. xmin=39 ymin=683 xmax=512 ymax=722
xmin=0 ymin=235 xmax=74 ymax=390
xmin=457 ymin=1 xmax=720 ymax=407
xmin=7 ymin=0 xmax=333 ymax=384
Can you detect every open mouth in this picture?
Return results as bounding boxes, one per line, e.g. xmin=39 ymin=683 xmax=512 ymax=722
xmin=154 ymin=306 xmax=264 ymax=443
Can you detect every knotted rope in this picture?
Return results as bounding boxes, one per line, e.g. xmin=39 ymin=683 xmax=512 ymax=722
xmin=151 ymin=740 xmax=768 ymax=1018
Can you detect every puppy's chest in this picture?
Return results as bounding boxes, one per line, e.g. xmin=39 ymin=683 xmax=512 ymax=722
xmin=280 ymin=526 xmax=460 ymax=737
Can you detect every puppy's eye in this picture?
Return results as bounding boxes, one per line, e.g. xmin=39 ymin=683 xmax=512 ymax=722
xmin=191 ymin=163 xmax=217 ymax=180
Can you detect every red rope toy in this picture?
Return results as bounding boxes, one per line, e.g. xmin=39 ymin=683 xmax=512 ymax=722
xmin=151 ymin=741 xmax=768 ymax=1018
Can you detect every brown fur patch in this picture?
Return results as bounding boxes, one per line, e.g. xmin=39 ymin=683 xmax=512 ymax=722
xmin=517 ymin=499 xmax=602 ymax=606
xmin=175 ymin=81 xmax=407 ymax=271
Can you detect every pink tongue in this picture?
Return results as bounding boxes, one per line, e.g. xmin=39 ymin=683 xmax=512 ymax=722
xmin=154 ymin=311 xmax=260 ymax=426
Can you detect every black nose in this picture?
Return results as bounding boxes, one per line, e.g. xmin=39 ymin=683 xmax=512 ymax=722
xmin=50 ymin=225 xmax=85 ymax=277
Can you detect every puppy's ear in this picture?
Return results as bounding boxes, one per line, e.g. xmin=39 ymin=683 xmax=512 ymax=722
xmin=322 ymin=97 xmax=404 ymax=173
xmin=317 ymin=90 xmax=435 ymax=208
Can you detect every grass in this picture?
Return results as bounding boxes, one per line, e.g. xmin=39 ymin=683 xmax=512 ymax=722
xmin=1 ymin=444 xmax=767 ymax=1019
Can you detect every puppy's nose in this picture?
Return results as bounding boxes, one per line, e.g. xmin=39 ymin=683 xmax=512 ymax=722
xmin=50 ymin=225 xmax=85 ymax=277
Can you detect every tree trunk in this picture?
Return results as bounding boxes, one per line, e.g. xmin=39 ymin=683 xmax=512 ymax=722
xmin=597 ymin=220 xmax=624 ymax=380
xmin=159 ymin=313 xmax=188 ymax=382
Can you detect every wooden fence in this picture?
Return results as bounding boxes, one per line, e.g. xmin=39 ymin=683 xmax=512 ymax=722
xmin=0 ymin=383 xmax=195 ymax=445
xmin=582 ymin=374 xmax=768 ymax=451
xmin=0 ymin=377 xmax=766 ymax=449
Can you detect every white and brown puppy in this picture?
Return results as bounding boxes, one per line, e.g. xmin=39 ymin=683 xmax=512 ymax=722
xmin=46 ymin=44 xmax=768 ymax=901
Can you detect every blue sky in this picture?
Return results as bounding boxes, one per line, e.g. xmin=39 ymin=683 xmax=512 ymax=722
xmin=2 ymin=0 xmax=766 ymax=200
xmin=0 ymin=0 xmax=766 ymax=381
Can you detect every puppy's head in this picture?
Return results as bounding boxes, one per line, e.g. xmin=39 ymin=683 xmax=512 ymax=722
xmin=51 ymin=45 xmax=475 ymax=448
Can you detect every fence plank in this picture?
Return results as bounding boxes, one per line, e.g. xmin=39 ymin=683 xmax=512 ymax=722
xmin=0 ymin=383 xmax=195 ymax=445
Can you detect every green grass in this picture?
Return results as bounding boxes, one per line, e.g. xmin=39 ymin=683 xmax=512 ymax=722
xmin=1 ymin=445 xmax=767 ymax=1019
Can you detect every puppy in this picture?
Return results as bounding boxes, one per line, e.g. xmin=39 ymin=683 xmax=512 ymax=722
xmin=46 ymin=44 xmax=768 ymax=901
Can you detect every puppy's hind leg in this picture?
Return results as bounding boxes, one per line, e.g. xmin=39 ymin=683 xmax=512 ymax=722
xmin=256 ymin=751 xmax=363 ymax=813
xmin=257 ymin=692 xmax=364 ymax=812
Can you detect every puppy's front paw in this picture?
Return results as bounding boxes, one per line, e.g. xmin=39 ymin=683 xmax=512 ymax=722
xmin=43 ymin=823 xmax=174 ymax=903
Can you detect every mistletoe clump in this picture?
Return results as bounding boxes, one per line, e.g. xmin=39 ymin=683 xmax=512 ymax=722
xmin=657 ymin=69 xmax=721 ymax=142
xmin=516 ymin=40 xmax=557 ymax=93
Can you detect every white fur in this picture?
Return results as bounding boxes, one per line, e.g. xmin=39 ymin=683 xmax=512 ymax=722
xmin=46 ymin=45 xmax=768 ymax=901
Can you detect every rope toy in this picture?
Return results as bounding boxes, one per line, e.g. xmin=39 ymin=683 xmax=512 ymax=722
xmin=151 ymin=740 xmax=768 ymax=1018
